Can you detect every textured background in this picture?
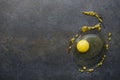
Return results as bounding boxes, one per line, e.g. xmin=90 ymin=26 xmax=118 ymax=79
xmin=0 ymin=0 xmax=120 ymax=80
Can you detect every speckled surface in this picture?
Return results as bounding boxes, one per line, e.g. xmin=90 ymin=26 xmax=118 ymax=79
xmin=0 ymin=0 xmax=120 ymax=80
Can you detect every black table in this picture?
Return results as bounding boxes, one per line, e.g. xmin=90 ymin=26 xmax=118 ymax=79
xmin=0 ymin=0 xmax=120 ymax=80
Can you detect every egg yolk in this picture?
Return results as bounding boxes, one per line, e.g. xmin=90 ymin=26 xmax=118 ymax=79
xmin=76 ymin=40 xmax=89 ymax=53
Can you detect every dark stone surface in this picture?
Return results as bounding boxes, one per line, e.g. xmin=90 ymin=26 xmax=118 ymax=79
xmin=0 ymin=0 xmax=120 ymax=80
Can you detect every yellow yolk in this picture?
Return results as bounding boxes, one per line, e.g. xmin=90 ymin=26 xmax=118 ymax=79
xmin=77 ymin=40 xmax=89 ymax=53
